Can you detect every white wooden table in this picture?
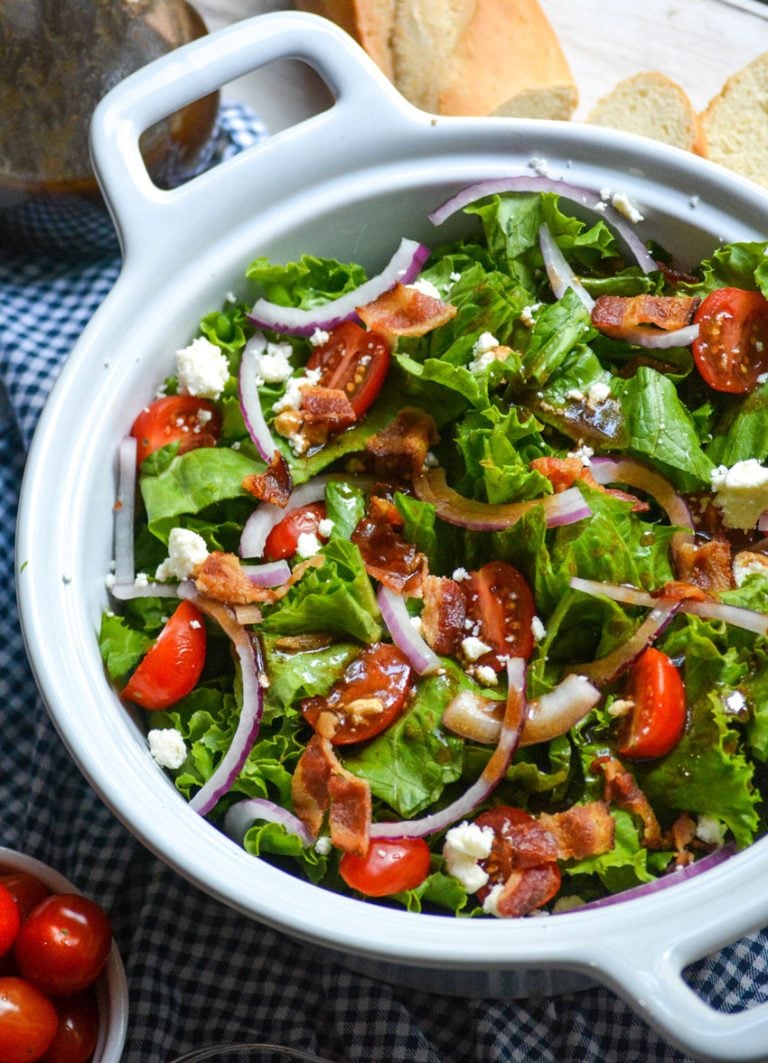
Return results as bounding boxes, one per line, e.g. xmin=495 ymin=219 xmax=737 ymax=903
xmin=195 ymin=0 xmax=768 ymax=128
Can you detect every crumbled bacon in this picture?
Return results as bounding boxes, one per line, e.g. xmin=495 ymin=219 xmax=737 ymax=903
xmin=650 ymin=580 xmax=710 ymax=603
xmin=420 ymin=574 xmax=466 ymax=655
xmin=591 ymin=294 xmax=700 ymax=338
xmin=538 ymin=801 xmax=616 ymax=861
xmin=364 ymin=407 xmax=440 ymax=482
xmin=356 ymin=282 xmax=457 ymax=341
xmin=195 ymin=551 xmax=321 ymax=605
xmin=490 ymin=865 xmax=562 ymax=918
xmin=299 ymin=385 xmax=357 ymax=445
xmin=530 ymin=456 xmax=649 ymax=512
xmin=351 ymin=513 xmax=427 ymax=596
xmin=591 ymin=755 xmax=663 ymax=850
xmin=291 ymin=735 xmax=371 ymax=855
xmin=672 ymin=537 xmax=733 ymax=593
xmin=242 ymin=451 xmax=293 ymax=507
xmin=664 ymin=812 xmax=697 ymax=868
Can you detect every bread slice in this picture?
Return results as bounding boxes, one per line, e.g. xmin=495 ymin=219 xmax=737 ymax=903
xmin=700 ymin=52 xmax=768 ymax=188
xmin=297 ymin=0 xmax=578 ymax=120
xmin=587 ymin=72 xmax=707 ymax=156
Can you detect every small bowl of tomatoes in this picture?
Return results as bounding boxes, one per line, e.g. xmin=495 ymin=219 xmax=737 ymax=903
xmin=0 ymin=848 xmax=128 ymax=1063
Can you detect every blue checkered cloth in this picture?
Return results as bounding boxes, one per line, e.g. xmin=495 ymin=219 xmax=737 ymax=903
xmin=2 ymin=103 xmax=768 ymax=1063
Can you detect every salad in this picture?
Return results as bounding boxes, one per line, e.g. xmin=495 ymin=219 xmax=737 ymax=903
xmin=100 ymin=177 xmax=768 ymax=918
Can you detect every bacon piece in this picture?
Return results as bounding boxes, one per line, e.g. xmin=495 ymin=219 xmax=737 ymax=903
xmin=538 ymin=801 xmax=615 ymax=861
xmin=351 ymin=514 xmax=426 ymax=595
xmin=657 ymin=261 xmax=700 ymax=288
xmin=291 ymin=735 xmax=371 ymax=854
xmin=591 ymin=755 xmax=663 ymax=850
xmin=299 ymin=385 xmax=357 ymax=444
xmin=664 ymin=812 xmax=697 ymax=868
xmin=242 ymin=451 xmax=293 ymax=507
xmin=195 ymin=551 xmax=321 ymax=605
xmin=592 ymin=294 xmax=700 ymax=338
xmin=357 ymin=282 xmax=457 ymax=341
xmin=651 ymin=580 xmax=710 ymax=603
xmin=364 ymin=407 xmax=439 ymax=482
xmin=672 ymin=537 xmax=733 ymax=593
xmin=530 ymin=456 xmax=649 ymax=512
xmin=421 ymin=574 xmax=466 ymax=655
xmin=491 ymin=865 xmax=562 ymax=918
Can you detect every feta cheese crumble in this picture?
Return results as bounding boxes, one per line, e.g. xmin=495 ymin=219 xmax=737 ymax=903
xmin=408 ymin=278 xmax=442 ymax=300
xmin=148 ymin=728 xmax=187 ymax=770
xmin=695 ymin=815 xmax=727 ymax=847
xmin=176 ymin=336 xmax=229 ymax=399
xmin=567 ymin=444 xmax=594 ymax=467
xmin=531 ymin=616 xmax=547 ymax=643
xmin=317 ymin=518 xmax=335 ymax=538
xmin=309 ymin=328 xmax=330 ymax=347
xmin=611 ymin=192 xmax=644 ymax=224
xmin=443 ymin=821 xmax=494 ymax=893
xmin=586 ymin=381 xmax=611 ymax=407
xmin=295 ymin=531 xmax=322 ymax=558
xmin=155 ymin=527 xmax=209 ymax=581
xmin=314 ymin=835 xmax=333 ymax=856
xmin=710 ymin=460 xmax=768 ymax=531
xmin=461 ymin=635 xmax=492 ymax=662
xmin=249 ymin=334 xmax=294 ymax=384
xmin=474 ymin=665 xmax=498 ymax=687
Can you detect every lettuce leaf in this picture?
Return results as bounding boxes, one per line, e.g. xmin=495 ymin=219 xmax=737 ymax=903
xmin=246 ymin=254 xmax=367 ymax=309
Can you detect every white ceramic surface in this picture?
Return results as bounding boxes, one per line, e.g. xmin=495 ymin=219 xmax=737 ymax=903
xmin=14 ymin=12 xmax=768 ymax=1061
xmin=0 ymin=848 xmax=128 ymax=1063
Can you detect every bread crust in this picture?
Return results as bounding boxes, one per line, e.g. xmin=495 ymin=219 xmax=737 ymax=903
xmin=588 ymin=71 xmax=707 ymax=157
xmin=295 ymin=0 xmax=395 ymax=79
xmin=700 ymin=52 xmax=768 ymax=186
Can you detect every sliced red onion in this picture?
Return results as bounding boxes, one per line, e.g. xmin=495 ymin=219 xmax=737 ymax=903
xmin=560 ymin=843 xmax=737 ymax=913
xmin=589 ymin=456 xmax=694 ymax=537
xmin=248 ymin=239 xmax=431 ymax=336
xmin=413 ymin=469 xmax=591 ymax=531
xmin=241 ymin=559 xmax=292 ymax=587
xmin=110 ymin=580 xmax=180 ymax=600
xmin=573 ymin=600 xmax=682 ymax=685
xmin=604 ymin=322 xmax=700 ymax=350
xmin=759 ymin=512 xmax=768 ymax=533
xmin=538 ymin=223 xmax=595 ymax=311
xmin=223 ymin=797 xmax=313 ymax=848
xmin=428 ymin=176 xmax=657 ymax=274
xmin=178 ymin=585 xmax=265 ymax=816
xmin=369 ymin=657 xmax=526 ymax=839
xmin=238 ymin=334 xmax=280 ymax=463
xmin=114 ymin=436 xmax=137 ymax=585
xmin=377 ymin=586 xmax=441 ymax=675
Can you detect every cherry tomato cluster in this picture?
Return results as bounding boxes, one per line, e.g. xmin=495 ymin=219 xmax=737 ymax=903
xmin=0 ymin=869 xmax=112 ymax=1063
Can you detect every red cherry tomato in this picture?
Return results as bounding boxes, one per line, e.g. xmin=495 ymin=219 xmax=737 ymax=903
xmin=40 ymin=990 xmax=99 ymax=1063
xmin=339 ymin=838 xmax=431 ymax=896
xmin=473 ymin=807 xmax=561 ymax=917
xmin=464 ymin=561 xmax=536 ymax=671
xmin=122 ymin=600 xmax=206 ymax=710
xmin=130 ymin=395 xmax=221 ymax=465
xmin=0 ymin=977 xmax=58 ymax=1062
xmin=0 ymin=885 xmax=21 ymax=958
xmin=0 ymin=873 xmax=51 ymax=924
xmin=15 ymin=895 xmax=112 ymax=998
xmin=692 ymin=287 xmax=768 ymax=393
xmin=618 ymin=647 xmax=686 ymax=760
xmin=301 ymin=643 xmax=412 ymax=744
xmin=306 ymin=321 xmax=390 ymax=417
xmin=263 ymin=502 xmax=327 ymax=562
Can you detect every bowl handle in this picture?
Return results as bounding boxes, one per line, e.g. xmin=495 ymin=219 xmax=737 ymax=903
xmin=89 ymin=11 xmax=413 ymax=264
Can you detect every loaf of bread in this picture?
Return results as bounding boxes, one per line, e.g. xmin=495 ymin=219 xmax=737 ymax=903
xmin=700 ymin=52 xmax=768 ymax=188
xmin=586 ymin=72 xmax=707 ymax=156
xmin=296 ymin=0 xmax=578 ymax=120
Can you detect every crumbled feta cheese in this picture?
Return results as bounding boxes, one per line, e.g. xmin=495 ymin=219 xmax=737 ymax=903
xmin=309 ymin=328 xmax=330 ymax=347
xmin=196 ymin=408 xmax=213 ymax=425
xmin=468 ymin=351 xmax=497 ymax=375
xmin=461 ymin=635 xmax=492 ymax=662
xmin=482 ymin=882 xmax=504 ymax=917
xmin=723 ymin=690 xmax=747 ymax=716
xmin=155 ymin=527 xmax=209 ymax=581
xmin=695 ymin=815 xmax=726 ymax=847
xmin=272 ymin=368 xmax=322 ymax=414
xmin=531 ymin=616 xmax=547 ymax=643
xmin=567 ymin=444 xmax=594 ymax=467
xmin=424 ymin=451 xmax=439 ymax=468
xmin=408 ymin=278 xmax=442 ymax=300
xmin=148 ymin=728 xmax=187 ymax=770
xmin=443 ymin=821 xmax=494 ymax=893
xmin=134 ymin=572 xmax=149 ymax=588
xmin=528 ymin=156 xmax=550 ymax=176
xmin=317 ymin=518 xmax=335 ymax=538
xmin=409 ymin=615 xmax=424 ymax=635
xmin=105 ymin=573 xmax=116 ymax=589
xmin=566 ymin=388 xmax=585 ymax=402
xmin=314 ymin=835 xmax=333 ymax=856
xmin=176 ymin=337 xmax=229 ymax=399
xmin=710 ymin=460 xmax=768 ymax=531
xmin=608 ymin=697 xmax=635 ymax=719
xmin=449 ymin=271 xmax=462 ymax=283
xmin=519 ymin=303 xmax=541 ymax=328
xmin=611 ymin=192 xmax=644 ymax=224
xmin=296 ymin=531 xmax=322 ymax=558
xmin=586 ymin=381 xmax=611 ymax=406
xmin=251 ymin=336 xmax=294 ymax=384
xmin=472 ymin=331 xmax=499 ymax=356
xmin=474 ymin=665 xmax=498 ymax=687
xmin=452 ymin=567 xmax=470 ymax=581
xmin=733 ymin=551 xmax=768 ymax=586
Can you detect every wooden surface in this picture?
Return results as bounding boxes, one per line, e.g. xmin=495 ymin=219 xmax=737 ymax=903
xmin=194 ymin=0 xmax=768 ymax=129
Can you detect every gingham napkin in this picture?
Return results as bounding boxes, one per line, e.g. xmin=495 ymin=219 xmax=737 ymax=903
xmin=2 ymin=104 xmax=767 ymax=1063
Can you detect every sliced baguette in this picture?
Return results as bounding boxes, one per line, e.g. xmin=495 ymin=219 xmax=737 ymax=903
xmin=296 ymin=0 xmax=578 ymax=120
xmin=587 ymin=72 xmax=707 ymax=156
xmin=700 ymin=52 xmax=768 ymax=188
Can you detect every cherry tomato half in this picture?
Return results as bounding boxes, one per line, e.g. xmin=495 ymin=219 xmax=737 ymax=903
xmin=15 ymin=895 xmax=112 ymax=998
xmin=0 ymin=885 xmax=21 ymax=960
xmin=464 ymin=561 xmax=536 ymax=671
xmin=339 ymin=838 xmax=431 ymax=897
xmin=122 ymin=599 xmax=206 ymax=711
xmin=692 ymin=287 xmax=768 ymax=393
xmin=618 ymin=647 xmax=686 ymax=760
xmin=0 ymin=977 xmax=58 ymax=1062
xmin=306 ymin=321 xmax=390 ymax=418
xmin=263 ymin=502 xmax=327 ymax=562
xmin=301 ymin=643 xmax=412 ymax=744
xmin=41 ymin=990 xmax=99 ymax=1063
xmin=473 ymin=807 xmax=561 ymax=917
xmin=130 ymin=395 xmax=221 ymax=465
xmin=0 ymin=873 xmax=51 ymax=925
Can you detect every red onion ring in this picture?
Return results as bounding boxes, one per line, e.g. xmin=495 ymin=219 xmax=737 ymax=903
xmin=376 ymin=586 xmax=441 ymax=675
xmin=598 ymin=322 xmax=700 ymax=350
xmin=427 ymin=176 xmax=657 ymax=274
xmin=110 ymin=580 xmax=181 ymax=600
xmin=248 ymin=239 xmax=431 ymax=336
xmin=570 ymin=600 xmax=683 ymax=685
xmin=114 ymin=436 xmax=137 ymax=585
xmin=589 ymin=456 xmax=694 ymax=540
xmin=223 ymin=797 xmax=313 ymax=848
xmin=538 ymin=223 xmax=595 ymax=311
xmin=178 ymin=585 xmax=265 ymax=816
xmin=369 ymin=657 xmax=527 ymax=839
xmin=413 ymin=468 xmax=591 ymax=531
xmin=240 ymin=559 xmax=292 ymax=588
xmin=238 ymin=334 xmax=280 ymax=463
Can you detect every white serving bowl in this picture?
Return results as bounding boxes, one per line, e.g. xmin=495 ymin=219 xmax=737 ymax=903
xmin=0 ymin=848 xmax=128 ymax=1063
xmin=14 ymin=12 xmax=768 ymax=1061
